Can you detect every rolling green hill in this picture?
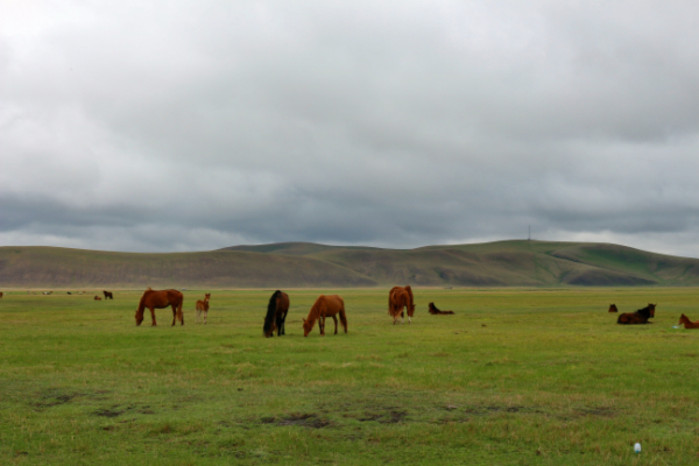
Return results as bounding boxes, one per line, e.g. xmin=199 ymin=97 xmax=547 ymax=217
xmin=2 ymin=240 xmax=699 ymax=289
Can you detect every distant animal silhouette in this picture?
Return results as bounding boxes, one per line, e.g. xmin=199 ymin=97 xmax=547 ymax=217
xmin=263 ymin=290 xmax=290 ymax=337
xmin=135 ymin=288 xmax=184 ymax=326
xmin=428 ymin=302 xmax=454 ymax=315
xmin=0 ymin=292 xmax=3 ymax=298
xmin=303 ymin=294 xmax=347 ymax=337
xmin=388 ymin=285 xmax=415 ymax=324
xmin=103 ymin=290 xmax=114 ymax=300
xmin=94 ymin=295 xmax=102 ymax=301
xmin=617 ymin=303 xmax=656 ymax=325
xmin=195 ymin=293 xmax=211 ymax=324
xmin=608 ymin=304 xmax=618 ymax=313
xmin=678 ymin=313 xmax=699 ymax=329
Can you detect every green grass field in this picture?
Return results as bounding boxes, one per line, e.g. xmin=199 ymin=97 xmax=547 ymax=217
xmin=0 ymin=288 xmax=697 ymax=465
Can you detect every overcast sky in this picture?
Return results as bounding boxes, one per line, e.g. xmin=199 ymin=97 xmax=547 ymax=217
xmin=3 ymin=1 xmax=699 ymax=256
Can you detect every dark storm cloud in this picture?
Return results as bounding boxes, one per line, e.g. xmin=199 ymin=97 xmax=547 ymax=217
xmin=3 ymin=1 xmax=699 ymax=256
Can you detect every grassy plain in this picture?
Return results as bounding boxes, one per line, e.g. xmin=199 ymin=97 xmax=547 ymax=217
xmin=0 ymin=288 xmax=697 ymax=465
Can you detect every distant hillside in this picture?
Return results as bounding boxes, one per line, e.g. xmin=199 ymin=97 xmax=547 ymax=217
xmin=2 ymin=240 xmax=699 ymax=289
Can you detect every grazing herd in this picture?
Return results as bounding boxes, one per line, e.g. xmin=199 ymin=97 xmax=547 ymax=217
xmin=2 ymin=287 xmax=697 ymax=333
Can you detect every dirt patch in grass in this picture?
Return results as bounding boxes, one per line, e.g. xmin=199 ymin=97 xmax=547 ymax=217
xmin=356 ymin=409 xmax=407 ymax=424
xmin=32 ymin=388 xmax=111 ymax=410
xmin=93 ymin=404 xmax=155 ymax=418
xmin=261 ymin=412 xmax=331 ymax=428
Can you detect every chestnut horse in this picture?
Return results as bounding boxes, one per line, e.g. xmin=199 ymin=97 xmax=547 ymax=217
xmin=303 ymin=295 xmax=347 ymax=337
xmin=196 ymin=293 xmax=211 ymax=324
xmin=388 ymin=285 xmax=415 ymax=324
xmin=608 ymin=304 xmax=618 ymax=313
xmin=678 ymin=313 xmax=699 ymax=329
xmin=428 ymin=302 xmax=454 ymax=315
xmin=617 ymin=303 xmax=656 ymax=325
xmin=135 ymin=288 xmax=184 ymax=326
xmin=263 ymin=290 xmax=290 ymax=337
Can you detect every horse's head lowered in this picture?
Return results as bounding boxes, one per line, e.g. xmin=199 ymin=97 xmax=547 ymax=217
xmin=135 ymin=309 xmax=144 ymax=326
xmin=302 ymin=318 xmax=312 ymax=337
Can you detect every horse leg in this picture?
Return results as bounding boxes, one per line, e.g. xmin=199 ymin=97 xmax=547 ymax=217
xmin=203 ymin=310 xmax=207 ymax=324
xmin=319 ymin=316 xmax=325 ymax=335
xmin=331 ymin=315 xmax=338 ymax=334
xmin=149 ymin=308 xmax=157 ymax=326
xmin=171 ymin=305 xmax=177 ymax=326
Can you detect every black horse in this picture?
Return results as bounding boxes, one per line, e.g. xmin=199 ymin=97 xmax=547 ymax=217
xmin=617 ymin=303 xmax=656 ymax=324
xmin=263 ymin=290 xmax=290 ymax=337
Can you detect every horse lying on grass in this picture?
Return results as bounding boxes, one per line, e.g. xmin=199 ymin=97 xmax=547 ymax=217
xmin=678 ymin=313 xmax=699 ymax=329
xmin=428 ymin=302 xmax=454 ymax=315
xmin=617 ymin=304 xmax=656 ymax=325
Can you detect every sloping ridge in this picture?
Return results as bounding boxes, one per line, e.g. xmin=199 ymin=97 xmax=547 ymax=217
xmin=1 ymin=240 xmax=699 ymax=288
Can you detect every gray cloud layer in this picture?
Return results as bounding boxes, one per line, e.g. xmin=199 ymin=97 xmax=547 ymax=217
xmin=3 ymin=1 xmax=699 ymax=256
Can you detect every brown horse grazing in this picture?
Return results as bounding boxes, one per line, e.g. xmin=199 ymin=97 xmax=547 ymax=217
xmin=678 ymin=313 xmax=699 ymax=329
xmin=303 ymin=295 xmax=347 ymax=337
xmin=195 ymin=293 xmax=211 ymax=324
xmin=388 ymin=286 xmax=415 ymax=324
xmin=263 ymin=290 xmax=290 ymax=337
xmin=617 ymin=303 xmax=656 ymax=325
xmin=428 ymin=302 xmax=454 ymax=315
xmin=103 ymin=290 xmax=114 ymax=300
xmin=608 ymin=304 xmax=618 ymax=313
xmin=135 ymin=288 xmax=184 ymax=326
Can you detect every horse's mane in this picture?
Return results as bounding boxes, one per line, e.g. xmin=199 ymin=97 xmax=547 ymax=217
xmin=137 ymin=289 xmax=152 ymax=313
xmin=263 ymin=290 xmax=281 ymax=335
xmin=307 ymin=296 xmax=322 ymax=323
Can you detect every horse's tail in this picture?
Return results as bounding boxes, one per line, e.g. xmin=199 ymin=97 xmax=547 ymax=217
xmin=405 ymin=285 xmax=415 ymax=317
xmin=388 ymin=288 xmax=395 ymax=316
xmin=263 ymin=290 xmax=281 ymax=336
xmin=338 ymin=299 xmax=348 ymax=334
xmin=176 ymin=293 xmax=184 ymax=325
